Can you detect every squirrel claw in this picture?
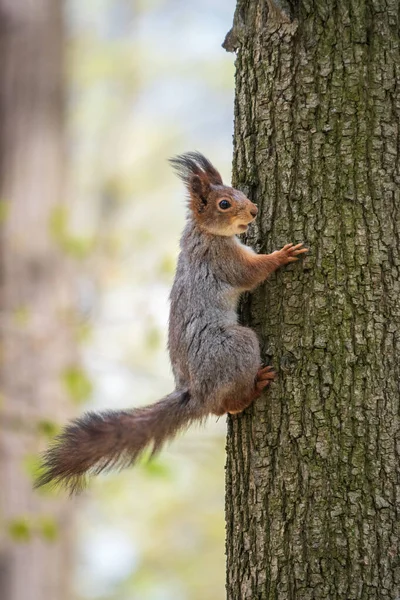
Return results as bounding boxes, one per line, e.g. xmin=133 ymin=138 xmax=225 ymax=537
xmin=255 ymin=365 xmax=277 ymax=394
xmin=226 ymin=367 xmax=277 ymax=415
xmin=278 ymin=242 xmax=309 ymax=265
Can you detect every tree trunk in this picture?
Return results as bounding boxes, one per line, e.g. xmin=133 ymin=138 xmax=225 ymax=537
xmin=225 ymin=1 xmax=400 ymax=599
xmin=0 ymin=2 xmax=76 ymax=599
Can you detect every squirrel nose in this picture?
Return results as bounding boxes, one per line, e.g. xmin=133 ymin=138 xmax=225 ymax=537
xmin=250 ymin=206 xmax=258 ymax=218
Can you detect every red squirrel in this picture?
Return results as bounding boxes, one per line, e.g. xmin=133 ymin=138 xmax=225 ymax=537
xmin=36 ymin=152 xmax=308 ymax=493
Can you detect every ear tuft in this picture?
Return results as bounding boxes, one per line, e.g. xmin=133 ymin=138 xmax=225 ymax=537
xmin=190 ymin=175 xmax=203 ymax=197
xmin=169 ymin=151 xmax=223 ymax=186
xmin=190 ymin=175 xmax=208 ymax=212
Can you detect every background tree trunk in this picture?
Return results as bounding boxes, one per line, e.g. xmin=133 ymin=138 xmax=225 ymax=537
xmin=225 ymin=1 xmax=400 ymax=598
xmin=0 ymin=2 xmax=76 ymax=599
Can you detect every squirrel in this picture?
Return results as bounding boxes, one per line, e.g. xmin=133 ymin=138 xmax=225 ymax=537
xmin=35 ymin=152 xmax=308 ymax=493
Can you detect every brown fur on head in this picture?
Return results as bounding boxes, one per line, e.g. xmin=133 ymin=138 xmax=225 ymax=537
xmin=169 ymin=152 xmax=258 ymax=236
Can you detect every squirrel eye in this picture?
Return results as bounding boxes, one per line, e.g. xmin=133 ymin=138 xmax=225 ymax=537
xmin=218 ymin=199 xmax=231 ymax=210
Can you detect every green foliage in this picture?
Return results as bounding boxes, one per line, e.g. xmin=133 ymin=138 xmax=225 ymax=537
xmin=49 ymin=204 xmax=69 ymax=238
xmin=22 ymin=454 xmax=43 ymax=482
xmin=74 ymin=320 xmax=93 ymax=344
xmin=158 ymin=255 xmax=176 ymax=277
xmin=8 ymin=517 xmax=32 ymax=542
xmin=7 ymin=516 xmax=59 ymax=543
xmin=12 ymin=306 xmax=30 ymax=327
xmin=49 ymin=205 xmax=94 ymax=259
xmin=0 ymin=199 xmax=10 ymax=223
xmin=37 ymin=516 xmax=59 ymax=542
xmin=145 ymin=325 xmax=162 ymax=351
xmin=61 ymin=366 xmax=93 ymax=404
xmin=139 ymin=456 xmax=172 ymax=479
xmin=37 ymin=419 xmax=61 ymax=439
xmin=23 ymin=455 xmax=61 ymax=498
xmin=23 ymin=453 xmax=64 ymax=498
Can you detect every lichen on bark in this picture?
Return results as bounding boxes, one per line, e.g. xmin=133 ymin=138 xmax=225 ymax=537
xmin=225 ymin=1 xmax=400 ymax=599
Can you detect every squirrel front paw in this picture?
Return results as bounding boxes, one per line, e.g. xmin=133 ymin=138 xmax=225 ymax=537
xmin=274 ymin=243 xmax=308 ymax=265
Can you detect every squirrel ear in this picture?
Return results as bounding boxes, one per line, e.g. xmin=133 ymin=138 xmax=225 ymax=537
xmin=189 ymin=174 xmax=210 ymax=213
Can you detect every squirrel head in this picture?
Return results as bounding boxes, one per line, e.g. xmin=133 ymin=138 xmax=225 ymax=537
xmin=170 ymin=151 xmax=258 ymax=236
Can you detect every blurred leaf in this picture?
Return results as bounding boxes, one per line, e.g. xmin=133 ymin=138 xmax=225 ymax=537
xmin=37 ymin=516 xmax=59 ymax=542
xmin=62 ymin=236 xmax=95 ymax=259
xmin=49 ymin=205 xmax=94 ymax=259
xmin=7 ymin=515 xmax=59 ymax=543
xmin=75 ymin=321 xmax=93 ymax=343
xmin=135 ymin=229 xmax=153 ymax=245
xmin=158 ymin=255 xmax=176 ymax=276
xmin=49 ymin=205 xmax=68 ymax=241
xmin=24 ymin=455 xmax=60 ymax=498
xmin=140 ymin=458 xmax=171 ymax=479
xmin=13 ymin=306 xmax=30 ymax=327
xmin=71 ymin=41 xmax=139 ymax=86
xmin=61 ymin=366 xmax=93 ymax=404
xmin=145 ymin=326 xmax=161 ymax=351
xmin=0 ymin=199 xmax=10 ymax=223
xmin=22 ymin=454 xmax=42 ymax=481
xmin=8 ymin=517 xmax=32 ymax=542
xmin=37 ymin=419 xmax=60 ymax=439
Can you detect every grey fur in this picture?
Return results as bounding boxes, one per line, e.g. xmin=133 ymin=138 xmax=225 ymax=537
xmin=35 ymin=153 xmax=304 ymax=493
xmin=169 ymin=220 xmax=260 ymax=415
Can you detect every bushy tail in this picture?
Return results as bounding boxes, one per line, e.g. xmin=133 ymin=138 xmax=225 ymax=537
xmin=35 ymin=389 xmax=202 ymax=494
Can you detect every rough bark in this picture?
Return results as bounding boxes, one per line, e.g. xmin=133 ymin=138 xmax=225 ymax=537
xmin=0 ymin=2 xmax=76 ymax=599
xmin=225 ymin=1 xmax=400 ymax=599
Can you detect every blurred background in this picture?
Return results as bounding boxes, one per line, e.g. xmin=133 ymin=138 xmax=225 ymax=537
xmin=0 ymin=1 xmax=235 ymax=599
